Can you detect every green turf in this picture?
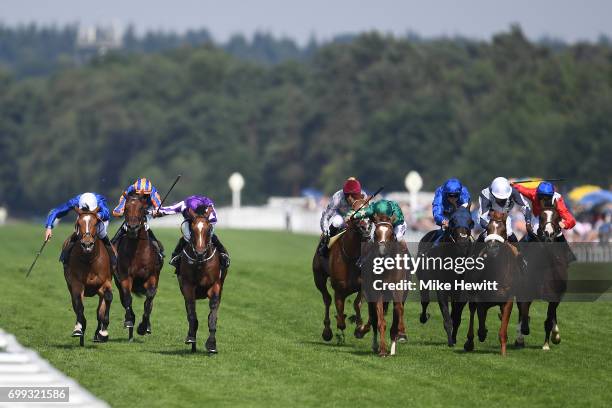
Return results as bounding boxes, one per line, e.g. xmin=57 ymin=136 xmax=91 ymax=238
xmin=1 ymin=224 xmax=611 ymax=407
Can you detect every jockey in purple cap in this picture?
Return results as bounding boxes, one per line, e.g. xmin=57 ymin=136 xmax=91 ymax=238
xmin=154 ymin=195 xmax=230 ymax=272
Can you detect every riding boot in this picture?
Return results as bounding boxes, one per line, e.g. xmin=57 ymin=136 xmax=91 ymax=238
xmin=147 ymin=229 xmax=165 ymax=259
xmin=211 ymin=234 xmax=230 ymax=270
xmin=317 ymin=233 xmax=330 ymax=257
xmin=111 ymin=226 xmax=126 ymax=246
xmin=101 ymin=236 xmax=117 ymax=268
xmin=59 ymin=233 xmax=77 ymax=265
xmin=170 ymin=238 xmax=187 ymax=268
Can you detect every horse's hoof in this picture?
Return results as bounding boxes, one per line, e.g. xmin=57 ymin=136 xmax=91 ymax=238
xmin=72 ymin=329 xmax=83 ymax=337
xmin=322 ymin=327 xmax=333 ymax=342
xmin=185 ymin=336 xmax=196 ymax=344
xmin=347 ymin=315 xmax=357 ymax=324
xmin=398 ymin=334 xmax=408 ymax=343
xmin=136 ymin=322 xmax=148 ymax=336
xmin=542 ymin=343 xmax=550 ymax=351
xmin=206 ymin=338 xmax=217 ymax=354
xmin=354 ymin=326 xmax=365 ymax=339
xmin=93 ymin=332 xmax=109 ymax=343
xmin=124 ymin=320 xmax=134 ymax=329
xmin=419 ymin=313 xmax=430 ymax=324
xmin=464 ymin=340 xmax=474 ymax=352
xmin=448 ymin=341 xmax=455 ymax=348
xmin=378 ymin=352 xmax=388 ymax=358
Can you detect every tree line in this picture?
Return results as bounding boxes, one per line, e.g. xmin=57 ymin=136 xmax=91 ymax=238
xmin=0 ymin=25 xmax=611 ymax=216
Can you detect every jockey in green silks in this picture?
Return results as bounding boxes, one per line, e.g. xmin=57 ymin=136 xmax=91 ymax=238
xmin=347 ymin=199 xmax=407 ymax=242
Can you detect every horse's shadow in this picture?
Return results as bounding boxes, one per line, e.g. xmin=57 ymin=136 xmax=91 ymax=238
xmin=147 ymin=349 xmax=216 ymax=357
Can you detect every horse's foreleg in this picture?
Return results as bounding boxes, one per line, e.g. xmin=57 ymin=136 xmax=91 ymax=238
xmin=477 ymin=305 xmax=489 ymax=342
xmin=70 ymin=288 xmax=86 ymax=346
xmin=376 ymin=301 xmax=387 ymax=356
xmin=464 ymin=302 xmax=476 ymax=351
xmin=499 ymin=300 xmax=513 ymax=356
xmin=419 ymin=280 xmax=430 ymax=324
xmin=182 ymin=283 xmax=198 ymax=352
xmin=515 ymin=301 xmax=531 ymax=348
xmin=119 ymin=277 xmax=135 ymax=336
xmin=437 ymin=291 xmax=454 ymax=347
xmin=314 ymin=267 xmax=333 ymax=342
xmin=334 ymin=292 xmax=347 ymax=345
xmin=205 ymin=283 xmax=221 ymax=354
xmin=390 ymin=302 xmax=404 ymax=355
xmin=543 ymin=301 xmax=560 ymax=350
xmin=138 ymin=277 xmax=158 ymax=336
xmin=94 ymin=287 xmax=112 ymax=342
xmin=451 ymin=301 xmax=466 ymax=345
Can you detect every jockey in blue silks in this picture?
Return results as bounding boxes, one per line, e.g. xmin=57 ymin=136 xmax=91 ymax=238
xmin=431 ymin=178 xmax=471 ymax=244
xmin=44 ymin=192 xmax=116 ymax=266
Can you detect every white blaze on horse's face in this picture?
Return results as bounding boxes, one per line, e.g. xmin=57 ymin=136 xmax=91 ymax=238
xmin=195 ymin=220 xmax=205 ymax=251
xmin=377 ymin=224 xmax=390 ymax=243
xmin=82 ymin=215 xmax=92 ymax=235
xmin=542 ymin=210 xmax=555 ymax=236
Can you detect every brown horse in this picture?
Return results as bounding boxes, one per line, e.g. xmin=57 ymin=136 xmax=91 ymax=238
xmin=516 ymin=204 xmax=570 ymax=350
xmin=65 ymin=208 xmax=113 ymax=346
xmin=464 ymin=211 xmax=518 ymax=356
xmin=312 ymin=199 xmax=371 ymax=344
xmin=114 ymin=194 xmax=162 ymax=340
xmin=177 ymin=208 xmax=227 ymax=353
xmin=366 ymin=215 xmax=407 ymax=357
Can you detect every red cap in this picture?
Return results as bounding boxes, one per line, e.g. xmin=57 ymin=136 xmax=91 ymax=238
xmin=343 ymin=177 xmax=361 ymax=194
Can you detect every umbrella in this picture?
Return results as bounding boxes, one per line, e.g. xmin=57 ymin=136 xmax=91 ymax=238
xmin=568 ymin=185 xmax=602 ymax=202
xmin=578 ymin=190 xmax=612 ymax=208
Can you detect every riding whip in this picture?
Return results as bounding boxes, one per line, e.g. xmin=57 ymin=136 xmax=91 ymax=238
xmin=25 ymin=238 xmax=49 ymax=278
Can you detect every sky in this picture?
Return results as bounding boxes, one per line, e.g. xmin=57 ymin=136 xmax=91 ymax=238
xmin=1 ymin=0 xmax=610 ymax=45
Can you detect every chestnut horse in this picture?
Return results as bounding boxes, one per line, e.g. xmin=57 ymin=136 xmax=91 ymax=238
xmin=516 ymin=204 xmax=570 ymax=350
xmin=178 ymin=208 xmax=227 ymax=353
xmin=366 ymin=215 xmax=407 ymax=357
xmin=114 ymin=194 xmax=162 ymax=340
xmin=464 ymin=211 xmax=518 ymax=356
xmin=312 ymin=199 xmax=370 ymax=344
xmin=65 ymin=208 xmax=113 ymax=346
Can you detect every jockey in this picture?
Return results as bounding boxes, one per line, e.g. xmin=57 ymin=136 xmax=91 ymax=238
xmin=348 ymin=199 xmax=407 ymax=242
xmin=432 ymin=178 xmax=471 ymax=244
xmin=478 ymin=176 xmax=532 ymax=242
xmin=317 ymin=177 xmax=367 ymax=256
xmin=513 ymin=181 xmax=576 ymax=242
xmin=111 ymin=178 xmax=164 ymax=257
xmin=44 ymin=192 xmax=116 ymax=266
xmin=154 ymin=195 xmax=230 ymax=271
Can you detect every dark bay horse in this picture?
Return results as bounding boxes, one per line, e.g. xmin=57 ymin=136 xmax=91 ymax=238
xmin=366 ymin=215 xmax=408 ymax=357
xmin=65 ymin=208 xmax=113 ymax=346
xmin=415 ymin=207 xmax=474 ymax=347
xmin=312 ymin=199 xmax=371 ymax=344
xmin=178 ymin=208 xmax=227 ymax=353
xmin=516 ymin=204 xmax=571 ymax=350
xmin=114 ymin=194 xmax=162 ymax=340
xmin=464 ymin=211 xmax=518 ymax=356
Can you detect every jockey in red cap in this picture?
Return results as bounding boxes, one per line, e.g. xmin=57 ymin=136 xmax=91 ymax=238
xmin=317 ymin=177 xmax=367 ymax=257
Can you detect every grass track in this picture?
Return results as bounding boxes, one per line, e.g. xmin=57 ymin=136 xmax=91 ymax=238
xmin=1 ymin=224 xmax=611 ymax=407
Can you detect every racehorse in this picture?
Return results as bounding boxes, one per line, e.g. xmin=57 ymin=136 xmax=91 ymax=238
xmin=114 ymin=194 xmax=162 ymax=340
xmin=365 ymin=215 xmax=408 ymax=356
xmin=177 ymin=208 xmax=227 ymax=353
xmin=463 ymin=211 xmax=518 ymax=356
xmin=65 ymin=208 xmax=113 ymax=346
xmin=415 ymin=207 xmax=474 ymax=347
xmin=312 ymin=199 xmax=371 ymax=344
xmin=516 ymin=204 xmax=570 ymax=350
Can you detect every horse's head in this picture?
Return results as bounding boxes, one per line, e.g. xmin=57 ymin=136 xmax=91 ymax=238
xmin=124 ymin=193 xmax=147 ymax=237
xmin=373 ymin=214 xmax=396 ymax=256
xmin=448 ymin=207 xmax=474 ymax=246
xmin=188 ymin=207 xmax=214 ymax=262
xmin=346 ymin=198 xmax=371 ymax=238
xmin=485 ymin=210 xmax=507 ymax=246
xmin=75 ymin=207 xmax=100 ymax=253
xmin=538 ymin=205 xmax=560 ymax=242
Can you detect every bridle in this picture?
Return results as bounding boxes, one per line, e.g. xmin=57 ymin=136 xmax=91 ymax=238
xmin=125 ymin=196 xmax=147 ymax=237
xmin=183 ymin=216 xmax=216 ymax=265
xmin=537 ymin=208 xmax=560 ymax=242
